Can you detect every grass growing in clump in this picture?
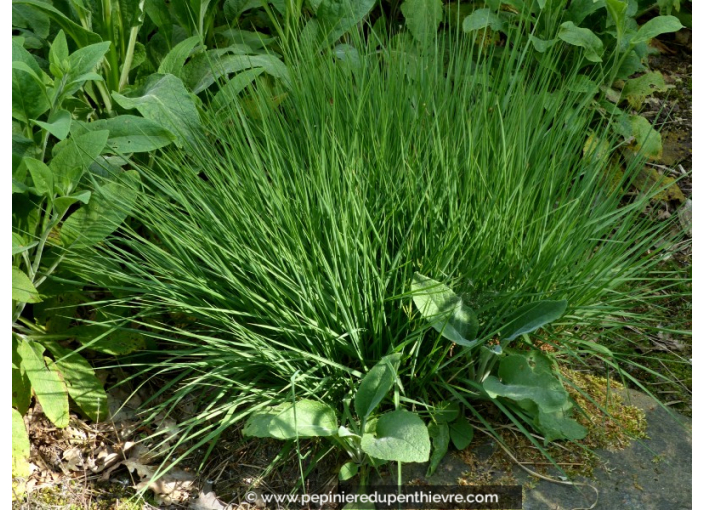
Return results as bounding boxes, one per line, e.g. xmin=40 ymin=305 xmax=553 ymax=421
xmin=72 ymin=31 xmax=687 ymax=477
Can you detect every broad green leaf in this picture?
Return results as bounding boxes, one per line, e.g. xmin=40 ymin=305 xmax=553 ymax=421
xmin=558 ymin=21 xmax=604 ymax=63
xmin=12 ymin=233 xmax=37 ymax=256
xmin=401 ymin=0 xmax=443 ymax=47
xmin=24 ymin=158 xmax=53 ymax=196
xmin=411 ymin=273 xmax=479 ymax=347
xmin=462 ymin=8 xmax=504 ymax=33
xmin=631 ymin=15 xmax=683 ymax=45
xmin=449 ymin=417 xmax=474 ymax=450
xmin=31 ymin=110 xmax=72 ymax=141
xmin=316 ymin=0 xmax=376 ymax=45
xmin=12 ymin=38 xmax=50 ymax=123
xmin=268 ymin=399 xmax=339 ymax=439
xmin=144 ymin=0 xmax=173 ymax=43
xmin=61 ymin=170 xmax=140 ymax=248
xmin=158 ymin=35 xmax=203 ymax=77
xmin=426 ymin=422 xmax=449 ymax=476
xmin=622 ymin=71 xmax=670 ymax=109
xmin=354 ymin=353 xmax=402 ymax=420
xmin=500 ymin=300 xmax=567 ymax=342
xmin=604 ymin=0 xmax=628 ymax=40
xmin=242 ymin=410 xmax=277 ymax=437
xmin=13 ymin=3 xmax=50 ymax=39
xmin=17 ymin=339 xmax=69 ymax=428
xmin=12 ymin=409 xmax=31 ymax=479
xmin=12 ymin=267 xmax=42 ymax=303
xmin=483 ymin=352 xmax=570 ymax=414
xmin=360 ymin=410 xmax=431 ymax=463
xmin=12 ymin=336 xmax=32 ymax=414
xmin=339 ymin=461 xmax=358 ymax=481
xmin=62 ymin=41 xmax=111 ymax=97
xmin=244 ymin=400 xmax=339 ymax=439
xmin=529 ymin=35 xmax=557 ymax=53
xmin=112 ymin=74 xmax=202 ymax=147
xmin=432 ymin=401 xmax=460 ymax=424
xmin=12 ymin=0 xmax=103 ymax=47
xmin=45 ymin=343 xmax=109 ymax=422
xmin=78 ymin=116 xmax=175 ymax=153
xmin=537 ymin=408 xmax=587 ymax=442
xmin=211 ymin=68 xmax=266 ymax=111
xmin=183 ymin=53 xmax=291 ymax=94
xmin=567 ymin=0 xmax=604 ymax=25
xmin=50 ymin=130 xmax=110 ymax=195
xmin=54 ymin=191 xmax=92 ymax=217
xmin=629 ymin=115 xmax=662 ymax=160
xmin=48 ymin=30 xmax=69 ymax=72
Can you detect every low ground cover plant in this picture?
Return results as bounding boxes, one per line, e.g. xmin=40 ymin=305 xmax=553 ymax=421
xmin=62 ymin=23 xmax=689 ymax=488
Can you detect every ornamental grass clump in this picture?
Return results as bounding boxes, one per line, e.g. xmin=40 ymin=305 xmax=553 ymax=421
xmin=71 ymin=31 xmax=686 ymax=477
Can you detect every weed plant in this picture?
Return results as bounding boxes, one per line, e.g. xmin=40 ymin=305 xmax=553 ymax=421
xmin=70 ymin=29 xmax=688 ymax=475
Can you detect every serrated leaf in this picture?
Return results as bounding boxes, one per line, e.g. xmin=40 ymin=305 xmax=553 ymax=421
xmin=17 ymin=339 xmax=69 ymax=428
xmin=44 ymin=343 xmax=109 ymax=422
xmin=449 ymin=417 xmax=474 ymax=450
xmin=411 ymin=273 xmax=479 ymax=347
xmin=462 ymin=8 xmax=504 ymax=32
xmin=631 ymin=15 xmax=683 ymax=45
xmin=558 ymin=21 xmax=604 ymax=63
xmin=500 ymin=300 xmax=567 ymax=343
xmin=360 ymin=410 xmax=430 ymax=463
xmin=354 ymin=353 xmax=402 ymax=420
xmin=426 ymin=422 xmax=449 ymax=476
xmin=401 ymin=0 xmax=443 ymax=47
xmin=12 ymin=267 xmax=42 ymax=303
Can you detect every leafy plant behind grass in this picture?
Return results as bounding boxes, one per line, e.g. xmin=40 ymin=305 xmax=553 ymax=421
xmin=70 ymin=29 xmax=686 ymax=479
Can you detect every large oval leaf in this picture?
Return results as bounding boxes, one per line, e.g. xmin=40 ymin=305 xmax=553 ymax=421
xmin=244 ymin=399 xmax=339 ymax=439
xmin=411 ymin=273 xmax=478 ymax=347
xmin=360 ymin=410 xmax=430 ymax=463
xmin=558 ymin=22 xmax=604 ymax=63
